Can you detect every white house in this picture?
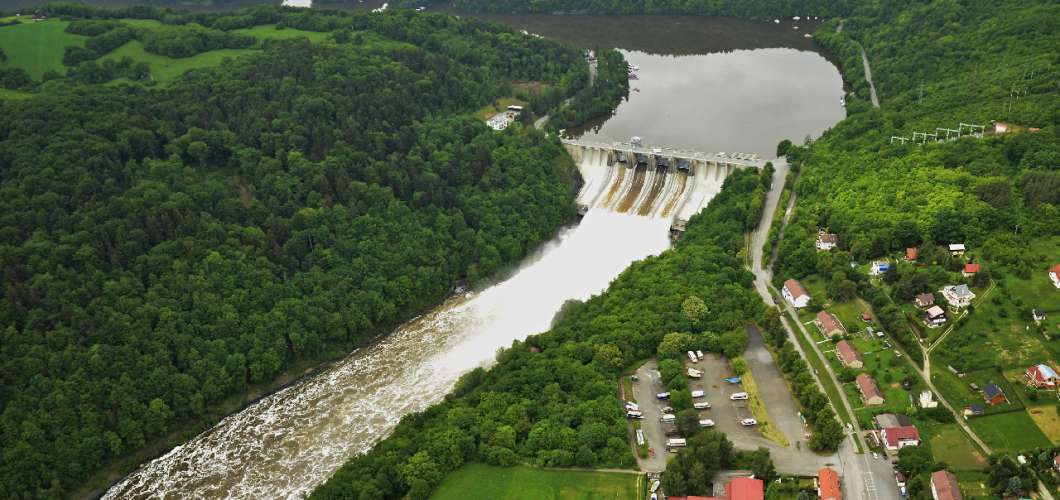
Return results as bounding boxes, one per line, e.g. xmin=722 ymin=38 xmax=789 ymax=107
xmin=783 ymin=279 xmax=811 ymax=308
xmin=949 ymin=243 xmax=966 ymax=256
xmin=925 ymin=305 xmax=947 ymax=327
xmin=919 ymin=390 xmax=938 ymax=409
xmin=941 ymin=284 xmax=975 ymax=308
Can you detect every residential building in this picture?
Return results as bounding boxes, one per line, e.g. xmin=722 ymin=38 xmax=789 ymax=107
xmin=919 ymin=391 xmax=938 ymax=409
xmin=816 ymin=311 xmax=846 ymax=337
xmin=962 ymin=263 xmax=980 ymax=277
xmin=1026 ymin=364 xmax=1060 ymax=388
xmin=1051 ymin=264 xmax=1060 ymax=288
xmin=856 ymin=373 xmax=885 ymax=406
xmin=674 ymin=476 xmax=764 ymax=500
xmin=870 ymin=261 xmax=891 ymax=276
xmin=835 ymin=340 xmax=863 ymax=369
xmin=782 ymin=279 xmax=811 ymax=309
xmin=948 ymin=243 xmax=966 ymax=256
xmin=963 ymin=404 xmax=985 ymax=418
xmin=941 ymin=285 xmax=975 ymax=308
xmin=817 ymin=468 xmax=841 ymax=500
xmin=1054 ymin=455 xmax=1060 ymax=473
xmin=915 ymin=292 xmax=935 ymax=308
xmin=816 ymin=232 xmax=838 ymax=251
xmin=982 ymin=384 xmax=1007 ymax=405
xmin=930 ymin=470 xmax=962 ymax=500
xmin=874 ymin=413 xmax=912 ymax=429
xmin=906 ymin=247 xmax=918 ymax=261
xmin=881 ymin=425 xmax=920 ymax=450
xmin=925 ymin=305 xmax=947 ymax=327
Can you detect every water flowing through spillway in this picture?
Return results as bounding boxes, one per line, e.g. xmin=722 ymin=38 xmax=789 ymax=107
xmin=104 ymin=210 xmax=672 ymax=499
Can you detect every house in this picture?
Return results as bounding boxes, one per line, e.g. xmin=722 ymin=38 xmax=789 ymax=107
xmin=930 ymin=470 xmax=962 ymax=500
xmin=835 ymin=340 xmax=863 ymax=369
xmin=816 ymin=311 xmax=846 ymax=336
xmin=963 ymin=404 xmax=985 ymax=418
xmin=949 ymin=243 xmax=966 ymax=256
xmin=861 ymin=312 xmax=873 ymax=322
xmin=817 ymin=468 xmax=841 ymax=500
xmin=915 ymin=293 xmax=936 ymax=308
xmin=676 ymin=476 xmax=764 ymax=500
xmin=941 ymin=285 xmax=975 ymax=308
xmin=782 ymin=279 xmax=811 ymax=309
xmin=870 ymin=261 xmax=892 ymax=276
xmin=919 ymin=390 xmax=938 ymax=409
xmin=856 ymin=373 xmax=885 ymax=406
xmin=1051 ymin=264 xmax=1060 ymax=288
xmin=982 ymin=384 xmax=1007 ymax=405
xmin=817 ymin=232 xmax=838 ymax=251
xmin=881 ymin=425 xmax=920 ymax=450
xmin=924 ymin=305 xmax=947 ymax=327
xmin=874 ymin=413 xmax=912 ymax=429
xmin=962 ymin=263 xmax=980 ymax=278
xmin=906 ymin=247 xmax=918 ymax=261
xmin=1026 ymin=364 xmax=1060 ymax=388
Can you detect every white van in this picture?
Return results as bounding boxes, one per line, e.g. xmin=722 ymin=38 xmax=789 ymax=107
xmin=691 ymin=390 xmax=705 ymax=398
xmin=699 ymin=419 xmax=715 ymax=427
xmin=730 ymin=392 xmax=749 ymax=400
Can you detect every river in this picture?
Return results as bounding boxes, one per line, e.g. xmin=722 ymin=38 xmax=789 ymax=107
xmin=104 ymin=13 xmax=842 ymax=500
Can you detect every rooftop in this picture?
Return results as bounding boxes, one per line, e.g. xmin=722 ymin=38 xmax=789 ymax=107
xmin=784 ymin=279 xmax=809 ymax=299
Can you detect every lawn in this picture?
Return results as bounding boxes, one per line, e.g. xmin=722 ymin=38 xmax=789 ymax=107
xmin=924 ymin=424 xmax=988 ymax=471
xmin=955 ymin=470 xmax=992 ymax=500
xmin=1026 ymin=404 xmax=1060 ymax=444
xmin=966 ymin=411 xmax=1052 ymax=454
xmin=232 ymin=24 xmax=332 ymax=45
xmin=431 ymin=464 xmax=640 ymax=500
xmin=0 ymin=19 xmax=86 ymax=80
xmin=100 ymin=40 xmax=255 ymax=86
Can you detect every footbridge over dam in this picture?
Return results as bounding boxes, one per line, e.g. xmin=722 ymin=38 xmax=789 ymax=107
xmin=562 ymin=139 xmax=769 ymax=237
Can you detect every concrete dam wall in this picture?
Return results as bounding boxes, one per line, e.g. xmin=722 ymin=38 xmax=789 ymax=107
xmin=564 ymin=140 xmax=766 ymax=232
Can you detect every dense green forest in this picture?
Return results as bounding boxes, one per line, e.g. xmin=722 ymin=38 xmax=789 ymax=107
xmin=0 ymin=7 xmax=601 ymax=498
xmin=312 ymin=166 xmax=775 ymax=498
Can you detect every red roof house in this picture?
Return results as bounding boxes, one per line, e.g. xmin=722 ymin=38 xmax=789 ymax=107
xmin=1027 ymin=364 xmax=1060 ymax=388
xmin=962 ymin=263 xmax=981 ymax=277
xmin=725 ymin=477 xmax=764 ymax=500
xmin=856 ymin=373 xmax=885 ymax=406
xmin=782 ymin=279 xmax=811 ymax=308
xmin=816 ymin=311 xmax=846 ymax=336
xmin=836 ymin=340 xmax=863 ymax=369
xmin=930 ymin=470 xmax=963 ymax=500
xmin=1050 ymin=264 xmax=1060 ymax=288
xmin=881 ymin=425 xmax=920 ymax=450
xmin=817 ymin=467 xmax=842 ymax=500
xmin=906 ymin=247 xmax=918 ymax=261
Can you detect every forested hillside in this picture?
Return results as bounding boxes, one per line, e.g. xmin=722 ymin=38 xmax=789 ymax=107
xmin=0 ymin=7 xmax=595 ymax=497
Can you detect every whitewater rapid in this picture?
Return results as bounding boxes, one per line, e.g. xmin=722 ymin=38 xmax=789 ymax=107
xmin=103 ymin=209 xmax=671 ymax=499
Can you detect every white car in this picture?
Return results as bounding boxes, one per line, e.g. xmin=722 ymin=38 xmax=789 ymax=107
xmin=660 ymin=414 xmax=676 ymax=422
xmin=691 ymin=390 xmax=705 ymax=398
xmin=699 ymin=419 xmax=715 ymax=428
xmin=740 ymin=418 xmax=758 ymax=426
xmin=730 ymin=392 xmax=749 ymax=400
xmin=696 ymin=350 xmax=705 ymax=359
xmin=694 ymin=402 xmax=711 ymax=410
xmin=656 ymin=392 xmax=670 ymax=399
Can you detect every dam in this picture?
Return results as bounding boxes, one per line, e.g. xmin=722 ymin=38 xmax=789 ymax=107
xmin=563 ymin=139 xmax=767 ymax=235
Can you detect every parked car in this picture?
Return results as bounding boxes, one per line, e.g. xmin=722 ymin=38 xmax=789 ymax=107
xmin=694 ymin=402 xmax=711 ymax=410
xmin=740 ymin=418 xmax=757 ymax=426
xmin=656 ymin=392 xmax=670 ymax=399
xmin=699 ymin=419 xmax=715 ymax=428
xmin=626 ymin=411 xmax=644 ymax=419
xmin=696 ymin=350 xmax=705 ymax=359
xmin=660 ymin=414 xmax=676 ymax=423
xmin=691 ymin=390 xmax=705 ymax=398
xmin=660 ymin=406 xmax=674 ymax=414
xmin=730 ymin=392 xmax=749 ymax=400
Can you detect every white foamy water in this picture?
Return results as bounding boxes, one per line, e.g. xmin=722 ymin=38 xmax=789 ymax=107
xmin=103 ymin=209 xmax=672 ymax=499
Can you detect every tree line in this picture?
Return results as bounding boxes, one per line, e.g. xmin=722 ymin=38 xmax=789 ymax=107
xmin=0 ymin=7 xmax=593 ymax=498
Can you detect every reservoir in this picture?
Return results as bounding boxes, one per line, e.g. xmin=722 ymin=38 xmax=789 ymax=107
xmin=104 ymin=14 xmax=843 ymax=499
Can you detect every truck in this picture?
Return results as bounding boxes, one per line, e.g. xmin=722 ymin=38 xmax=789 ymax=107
xmin=666 ymin=438 xmax=687 ymax=451
xmin=686 ymin=367 xmax=703 ymax=378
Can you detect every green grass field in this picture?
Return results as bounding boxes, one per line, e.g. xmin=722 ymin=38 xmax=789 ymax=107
xmin=100 ymin=40 xmax=255 ymax=86
xmin=967 ymin=411 xmax=1052 ymax=454
xmin=1026 ymin=404 xmax=1060 ymax=444
xmin=0 ymin=20 xmax=86 ymax=80
xmin=232 ymin=24 xmax=331 ymax=45
xmin=431 ymin=464 xmax=640 ymax=500
xmin=925 ymin=424 xmax=988 ymax=471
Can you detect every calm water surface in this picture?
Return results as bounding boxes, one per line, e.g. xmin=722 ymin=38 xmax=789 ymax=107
xmin=105 ymin=14 xmax=843 ymax=499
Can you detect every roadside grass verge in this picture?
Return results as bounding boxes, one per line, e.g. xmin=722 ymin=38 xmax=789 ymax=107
xmin=0 ymin=19 xmax=86 ymax=79
xmin=739 ymin=368 xmax=790 ymax=447
xmin=966 ymin=411 xmax=1052 ymax=454
xmin=431 ymin=463 xmax=640 ymax=500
